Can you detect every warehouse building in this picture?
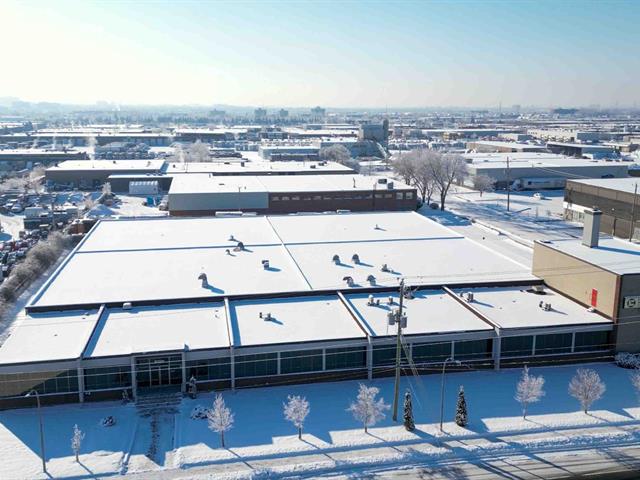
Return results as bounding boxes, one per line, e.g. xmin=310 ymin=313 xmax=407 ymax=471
xmin=167 ymin=174 xmax=417 ymax=215
xmin=45 ymin=160 xmax=165 ymax=188
xmin=0 ymin=212 xmax=616 ymax=408
xmin=564 ymin=178 xmax=640 ymax=240
xmin=547 ymin=142 xmax=616 ymax=158
xmin=533 ymin=208 xmax=640 ymax=354
xmin=466 ymin=140 xmax=546 ymax=153
xmin=464 ymin=152 xmax=630 ymax=189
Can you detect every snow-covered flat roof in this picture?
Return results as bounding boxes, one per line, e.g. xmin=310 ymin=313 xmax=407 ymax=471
xmin=537 ymin=237 xmax=640 ymax=275
xmin=345 ymin=290 xmax=492 ymax=337
xmin=568 ymin=177 xmax=640 ymax=195
xmin=47 ymin=159 xmax=165 ymax=171
xmin=229 ymin=296 xmax=365 ymax=347
xmin=84 ymin=303 xmax=229 ymax=358
xmin=165 ymin=161 xmax=352 ymax=174
xmin=29 ymin=212 xmax=534 ymax=309
xmin=452 ymin=286 xmax=613 ymax=329
xmin=0 ymin=310 xmax=100 ymax=364
xmin=33 ymin=244 xmax=309 ymax=307
xmin=168 ymin=174 xmax=411 ymax=195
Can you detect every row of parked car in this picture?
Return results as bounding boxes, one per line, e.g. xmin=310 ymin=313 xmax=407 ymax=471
xmin=0 ymin=229 xmax=49 ymax=283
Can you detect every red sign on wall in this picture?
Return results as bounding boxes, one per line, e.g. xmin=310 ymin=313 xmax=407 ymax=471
xmin=591 ymin=289 xmax=598 ymax=308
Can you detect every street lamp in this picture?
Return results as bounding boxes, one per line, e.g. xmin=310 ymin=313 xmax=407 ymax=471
xmin=439 ymin=357 xmax=461 ymax=432
xmin=25 ymin=389 xmax=46 ymax=473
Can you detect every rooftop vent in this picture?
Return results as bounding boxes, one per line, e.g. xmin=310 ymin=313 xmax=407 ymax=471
xmin=198 ymin=272 xmax=208 ymax=288
xmin=228 ymin=234 xmax=236 ymax=241
xmin=332 ymin=254 xmax=341 ymax=264
xmin=387 ymin=296 xmax=394 ymax=305
xmin=465 ymin=292 xmax=474 ymax=303
xmin=352 ymin=253 xmax=360 ymax=264
xmin=225 ymin=249 xmax=231 ymax=255
xmin=387 ymin=181 xmax=394 ymax=190
xmin=234 ymin=241 xmax=245 ymax=252
xmin=343 ymin=276 xmax=354 ymax=287
xmin=122 ymin=302 xmax=132 ymax=310
xmin=538 ymin=301 xmax=552 ymax=311
xmin=366 ymin=274 xmax=376 ymax=285
xmin=259 ymin=312 xmax=273 ymax=321
xmin=367 ymin=294 xmax=375 ymax=306
xmin=381 ymin=263 xmax=390 ymax=272
xmin=261 ymin=259 xmax=270 ymax=269
xmin=582 ymin=207 xmax=602 ymax=248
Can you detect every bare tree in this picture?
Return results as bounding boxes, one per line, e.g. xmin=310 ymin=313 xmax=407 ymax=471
xmin=319 ymin=144 xmax=351 ymax=163
xmin=392 ymin=150 xmax=437 ymax=204
xmin=27 ymin=166 xmax=46 ymax=193
xmin=188 ymin=140 xmax=211 ymax=163
xmin=347 ymin=384 xmax=390 ymax=433
xmin=392 ymin=155 xmax=416 ymax=185
xmin=71 ymin=424 xmax=85 ymax=462
xmin=429 ymin=153 xmax=468 ymax=211
xmin=473 ymin=174 xmax=496 ymax=197
xmin=283 ymin=395 xmax=310 ymax=439
xmin=207 ymin=394 xmax=234 ymax=448
xmin=568 ymin=368 xmax=605 ymax=413
xmin=515 ymin=366 xmax=545 ymax=419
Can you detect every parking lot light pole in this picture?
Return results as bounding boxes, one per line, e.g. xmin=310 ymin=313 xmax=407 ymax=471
xmin=439 ymin=357 xmax=461 ymax=432
xmin=26 ymin=389 xmax=46 ymax=473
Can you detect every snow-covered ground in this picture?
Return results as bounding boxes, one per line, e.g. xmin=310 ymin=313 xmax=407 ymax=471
xmin=0 ymin=212 xmax=24 ymax=241
xmin=2 ymin=363 xmax=640 ymax=479
xmin=87 ymin=195 xmax=168 ymax=219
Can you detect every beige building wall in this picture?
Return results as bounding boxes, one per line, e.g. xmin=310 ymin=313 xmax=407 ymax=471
xmin=532 ymin=242 xmax=618 ymax=318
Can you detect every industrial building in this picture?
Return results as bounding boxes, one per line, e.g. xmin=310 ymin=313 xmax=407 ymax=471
xmin=533 ymin=208 xmax=640 ymax=354
xmin=564 ymin=178 xmax=640 ymax=240
xmin=466 ymin=141 xmax=547 ymax=153
xmin=464 ymin=152 xmax=630 ymax=189
xmin=547 ymin=141 xmax=616 ymax=158
xmin=167 ymin=174 xmax=417 ymax=215
xmin=46 ymin=160 xmax=353 ymax=192
xmin=0 ymin=212 xmax=614 ymax=408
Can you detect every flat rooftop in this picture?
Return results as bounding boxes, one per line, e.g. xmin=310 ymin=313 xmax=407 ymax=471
xmin=468 ymin=141 xmax=546 ymax=151
xmin=165 ymin=160 xmax=352 ymax=175
xmin=47 ymin=159 xmax=165 ymax=171
xmin=168 ymin=174 xmax=413 ymax=195
xmin=345 ymin=290 xmax=492 ymax=337
xmin=229 ymin=296 xmax=365 ymax=347
xmin=452 ymin=286 xmax=612 ymax=330
xmin=568 ymin=177 xmax=640 ymax=195
xmin=29 ymin=212 xmax=534 ymax=309
xmin=537 ymin=237 xmax=640 ymax=275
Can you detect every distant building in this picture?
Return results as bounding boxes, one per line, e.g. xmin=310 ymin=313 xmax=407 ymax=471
xmin=358 ymin=120 xmax=390 ymax=145
xmin=278 ymin=109 xmax=289 ymax=118
xmin=168 ymin=174 xmax=417 ymax=215
xmin=254 ymin=108 xmax=267 ymax=120
xmin=466 ymin=140 xmax=545 ymax=153
xmin=310 ymin=106 xmax=326 ymax=120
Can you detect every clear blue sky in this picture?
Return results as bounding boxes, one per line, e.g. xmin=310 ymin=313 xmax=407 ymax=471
xmin=2 ymin=0 xmax=639 ymax=108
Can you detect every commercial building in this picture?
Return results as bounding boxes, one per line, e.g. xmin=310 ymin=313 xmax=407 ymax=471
xmin=547 ymin=142 xmax=616 ymax=158
xmin=45 ymin=160 xmax=165 ymax=188
xmin=167 ymin=174 xmax=417 ymax=215
xmin=466 ymin=140 xmax=546 ymax=153
xmin=564 ymin=178 xmax=640 ymax=240
xmin=533 ymin=208 xmax=640 ymax=353
xmin=0 ymin=212 xmax=613 ymax=408
xmin=464 ymin=152 xmax=630 ymax=189
xmin=258 ymin=144 xmax=320 ymax=161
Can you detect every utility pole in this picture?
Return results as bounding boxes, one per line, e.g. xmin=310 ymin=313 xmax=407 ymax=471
xmin=630 ymin=183 xmax=638 ymax=241
xmin=506 ymin=156 xmax=511 ymax=212
xmin=391 ymin=279 xmax=406 ymax=422
xmin=26 ymin=390 xmax=46 ymax=472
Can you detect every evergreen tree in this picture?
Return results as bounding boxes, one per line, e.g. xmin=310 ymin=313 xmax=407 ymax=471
xmin=403 ymin=390 xmax=415 ymax=431
xmin=455 ymin=386 xmax=468 ymax=427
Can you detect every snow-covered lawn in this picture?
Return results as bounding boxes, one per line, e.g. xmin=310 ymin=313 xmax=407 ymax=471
xmin=2 ymin=363 xmax=640 ymax=479
xmin=87 ymin=194 xmax=167 ymax=219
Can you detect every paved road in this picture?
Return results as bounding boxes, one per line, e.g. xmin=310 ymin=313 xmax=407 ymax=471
xmin=348 ymin=444 xmax=640 ymax=480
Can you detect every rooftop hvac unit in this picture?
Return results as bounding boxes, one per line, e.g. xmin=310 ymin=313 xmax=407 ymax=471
xmin=343 ymin=276 xmax=354 ymax=287
xmin=262 ymin=259 xmax=270 ymax=269
xmin=332 ymin=254 xmax=341 ymax=264
xmin=533 ymin=285 xmax=545 ymax=294
xmin=386 ymin=182 xmax=394 ymax=190
xmin=377 ymin=178 xmax=388 ymax=184
xmin=388 ymin=296 xmax=394 ymax=305
xmin=259 ymin=312 xmax=273 ymax=321
xmin=123 ymin=302 xmax=132 ymax=310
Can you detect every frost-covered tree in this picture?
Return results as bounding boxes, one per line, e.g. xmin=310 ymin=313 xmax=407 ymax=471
xmin=283 ymin=395 xmax=310 ymax=439
xmin=347 ymin=384 xmax=390 ymax=433
xmin=71 ymin=424 xmax=85 ymax=462
xmin=455 ymin=386 xmax=468 ymax=427
xmin=569 ymin=368 xmax=606 ymax=413
xmin=631 ymin=370 xmax=640 ymax=401
xmin=515 ymin=366 xmax=545 ymax=419
xmin=473 ymin=174 xmax=496 ymax=196
xmin=207 ymin=394 xmax=234 ymax=448
xmin=403 ymin=390 xmax=415 ymax=432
